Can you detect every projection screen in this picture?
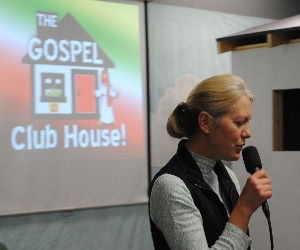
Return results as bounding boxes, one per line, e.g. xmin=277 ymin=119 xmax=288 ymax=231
xmin=0 ymin=0 xmax=149 ymax=216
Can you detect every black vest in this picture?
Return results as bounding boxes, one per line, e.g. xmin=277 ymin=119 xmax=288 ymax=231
xmin=149 ymin=139 xmax=247 ymax=249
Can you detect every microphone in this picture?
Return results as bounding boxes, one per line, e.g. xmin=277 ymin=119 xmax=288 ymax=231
xmin=242 ymin=146 xmax=274 ymax=249
xmin=242 ymin=146 xmax=270 ymax=217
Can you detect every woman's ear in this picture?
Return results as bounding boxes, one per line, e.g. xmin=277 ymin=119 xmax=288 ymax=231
xmin=198 ymin=111 xmax=211 ymax=135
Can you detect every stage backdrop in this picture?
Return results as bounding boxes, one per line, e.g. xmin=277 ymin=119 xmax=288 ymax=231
xmin=0 ymin=0 xmax=149 ymax=216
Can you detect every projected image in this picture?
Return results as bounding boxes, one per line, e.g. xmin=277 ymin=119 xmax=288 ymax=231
xmin=0 ymin=0 xmax=148 ymax=215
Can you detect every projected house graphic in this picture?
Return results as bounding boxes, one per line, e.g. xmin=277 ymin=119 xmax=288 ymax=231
xmin=22 ymin=12 xmax=115 ymax=119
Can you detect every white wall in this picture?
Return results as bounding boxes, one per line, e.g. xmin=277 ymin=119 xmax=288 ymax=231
xmin=148 ymin=3 xmax=272 ymax=167
xmin=232 ymin=43 xmax=300 ymax=250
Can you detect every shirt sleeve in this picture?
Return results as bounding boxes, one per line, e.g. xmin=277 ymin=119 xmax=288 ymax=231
xmin=149 ymin=174 xmax=252 ymax=250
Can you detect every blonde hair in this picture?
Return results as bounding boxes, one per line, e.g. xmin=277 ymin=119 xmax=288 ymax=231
xmin=166 ymin=74 xmax=254 ymax=138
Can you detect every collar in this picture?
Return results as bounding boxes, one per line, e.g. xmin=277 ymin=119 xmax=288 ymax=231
xmin=176 ymin=139 xmax=239 ymax=210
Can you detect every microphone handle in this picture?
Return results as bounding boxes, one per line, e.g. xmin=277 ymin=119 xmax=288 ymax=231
xmin=249 ymin=167 xmax=270 ymax=218
xmin=249 ymin=167 xmax=271 ymax=218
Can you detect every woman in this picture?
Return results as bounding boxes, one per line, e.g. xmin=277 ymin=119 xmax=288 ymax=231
xmin=149 ymin=74 xmax=272 ymax=249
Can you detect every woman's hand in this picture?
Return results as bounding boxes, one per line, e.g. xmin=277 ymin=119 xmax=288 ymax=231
xmin=229 ymin=169 xmax=272 ymax=232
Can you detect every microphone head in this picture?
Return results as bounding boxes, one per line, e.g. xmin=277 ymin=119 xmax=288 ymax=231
xmin=242 ymin=146 xmax=262 ymax=174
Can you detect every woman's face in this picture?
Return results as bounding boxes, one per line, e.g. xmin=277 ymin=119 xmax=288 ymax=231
xmin=209 ymin=95 xmax=252 ymax=161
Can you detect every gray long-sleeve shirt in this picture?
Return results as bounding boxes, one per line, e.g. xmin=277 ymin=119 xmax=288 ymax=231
xmin=149 ymin=152 xmax=252 ymax=249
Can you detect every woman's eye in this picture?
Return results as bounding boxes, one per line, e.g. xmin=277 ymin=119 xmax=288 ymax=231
xmin=234 ymin=121 xmax=244 ymax=127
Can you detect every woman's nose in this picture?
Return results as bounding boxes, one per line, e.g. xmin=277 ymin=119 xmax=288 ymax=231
xmin=242 ymin=125 xmax=251 ymax=138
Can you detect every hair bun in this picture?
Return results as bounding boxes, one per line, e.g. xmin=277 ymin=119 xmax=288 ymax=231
xmin=176 ymin=102 xmax=187 ymax=113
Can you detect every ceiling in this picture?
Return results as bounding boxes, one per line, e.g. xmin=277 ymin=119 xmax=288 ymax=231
xmin=148 ymin=0 xmax=300 ymax=19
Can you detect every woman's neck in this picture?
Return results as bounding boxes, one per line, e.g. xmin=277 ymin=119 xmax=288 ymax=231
xmin=185 ymin=134 xmax=217 ymax=160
